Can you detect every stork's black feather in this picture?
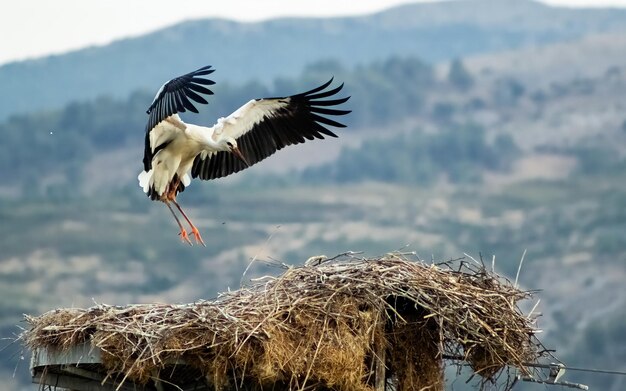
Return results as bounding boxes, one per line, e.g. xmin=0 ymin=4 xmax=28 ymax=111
xmin=191 ymin=79 xmax=350 ymax=181
xmin=145 ymin=65 xmax=215 ymax=133
xmin=143 ymin=65 xmax=215 ymax=171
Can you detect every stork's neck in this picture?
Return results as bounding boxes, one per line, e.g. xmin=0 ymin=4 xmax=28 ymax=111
xmin=186 ymin=124 xmax=222 ymax=150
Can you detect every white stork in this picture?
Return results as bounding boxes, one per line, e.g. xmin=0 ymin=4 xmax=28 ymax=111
xmin=138 ymin=65 xmax=350 ymax=246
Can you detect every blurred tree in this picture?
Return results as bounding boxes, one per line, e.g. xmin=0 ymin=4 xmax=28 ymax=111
xmin=530 ymin=88 xmax=547 ymax=101
xmin=492 ymin=77 xmax=525 ymax=106
xmin=571 ymin=145 xmax=621 ymax=175
xmin=432 ymin=101 xmax=456 ymax=122
xmin=492 ymin=133 xmax=521 ymax=171
xmin=302 ymin=123 xmax=520 ymax=185
xmin=448 ymin=58 xmax=474 ymax=91
xmin=303 ymin=59 xmax=347 ymax=79
xmin=0 ymin=55 xmax=440 ymax=196
xmin=464 ymin=97 xmax=486 ymax=111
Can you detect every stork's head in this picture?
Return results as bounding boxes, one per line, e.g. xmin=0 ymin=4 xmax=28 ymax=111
xmin=221 ymin=137 xmax=249 ymax=167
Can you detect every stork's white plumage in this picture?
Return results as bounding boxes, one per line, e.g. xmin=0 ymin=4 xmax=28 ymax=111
xmin=138 ymin=65 xmax=350 ymax=245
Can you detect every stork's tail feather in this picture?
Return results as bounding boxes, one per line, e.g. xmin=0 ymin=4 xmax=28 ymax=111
xmin=138 ymin=170 xmax=159 ymax=200
xmin=181 ymin=173 xmax=191 ymax=187
xmin=138 ymin=170 xmax=153 ymax=193
xmin=138 ymin=170 xmax=191 ymax=201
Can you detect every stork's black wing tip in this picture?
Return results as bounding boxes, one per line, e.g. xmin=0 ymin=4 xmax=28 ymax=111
xmin=193 ymin=65 xmax=215 ymax=76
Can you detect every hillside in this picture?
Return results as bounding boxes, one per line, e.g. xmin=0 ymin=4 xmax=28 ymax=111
xmin=462 ymin=32 xmax=626 ymax=85
xmin=2 ymin=0 xmax=626 ymax=119
xmin=4 ymin=176 xmax=626 ymax=390
xmin=3 ymin=55 xmax=626 ymax=390
xmin=3 ymin=38 xmax=625 ymax=199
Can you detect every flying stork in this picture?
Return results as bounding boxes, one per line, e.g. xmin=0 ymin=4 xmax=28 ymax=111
xmin=138 ymin=65 xmax=350 ymax=246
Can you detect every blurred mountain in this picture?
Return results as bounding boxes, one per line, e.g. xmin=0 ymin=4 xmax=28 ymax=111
xmin=2 ymin=0 xmax=626 ymax=119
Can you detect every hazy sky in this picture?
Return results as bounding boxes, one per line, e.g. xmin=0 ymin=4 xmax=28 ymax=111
xmin=3 ymin=0 xmax=625 ymax=65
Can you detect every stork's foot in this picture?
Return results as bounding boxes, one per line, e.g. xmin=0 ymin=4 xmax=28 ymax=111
xmin=191 ymin=227 xmax=206 ymax=247
xmin=178 ymin=229 xmax=193 ymax=246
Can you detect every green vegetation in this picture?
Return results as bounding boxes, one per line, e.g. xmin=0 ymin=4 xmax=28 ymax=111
xmin=448 ymin=58 xmax=474 ymax=91
xmin=0 ymin=57 xmax=437 ymax=195
xmin=302 ymin=123 xmax=519 ymax=185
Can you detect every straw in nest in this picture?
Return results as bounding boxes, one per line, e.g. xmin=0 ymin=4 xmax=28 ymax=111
xmin=23 ymin=253 xmax=543 ymax=391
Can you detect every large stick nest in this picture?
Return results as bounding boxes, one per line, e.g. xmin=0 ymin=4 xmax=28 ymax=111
xmin=24 ymin=253 xmax=542 ymax=391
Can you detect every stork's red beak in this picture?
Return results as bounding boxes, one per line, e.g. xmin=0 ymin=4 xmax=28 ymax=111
xmin=232 ymin=146 xmax=249 ymax=167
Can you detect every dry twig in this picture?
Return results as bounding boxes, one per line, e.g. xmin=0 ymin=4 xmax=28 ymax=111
xmin=23 ymin=253 xmax=542 ymax=391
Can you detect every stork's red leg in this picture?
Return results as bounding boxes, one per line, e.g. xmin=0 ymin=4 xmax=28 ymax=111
xmin=166 ymin=176 xmax=181 ymax=201
xmin=165 ymin=201 xmax=192 ymax=246
xmin=172 ymin=200 xmax=206 ymax=247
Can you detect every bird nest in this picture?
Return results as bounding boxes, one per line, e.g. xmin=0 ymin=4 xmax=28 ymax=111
xmin=23 ymin=253 xmax=543 ymax=391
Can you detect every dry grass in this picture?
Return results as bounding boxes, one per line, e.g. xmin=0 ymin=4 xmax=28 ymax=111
xmin=23 ymin=253 xmax=542 ymax=391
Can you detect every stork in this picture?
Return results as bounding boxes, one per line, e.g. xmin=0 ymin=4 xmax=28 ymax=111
xmin=138 ymin=65 xmax=350 ymax=246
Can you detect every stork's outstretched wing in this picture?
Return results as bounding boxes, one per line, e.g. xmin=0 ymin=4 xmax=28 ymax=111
xmin=143 ymin=65 xmax=215 ymax=171
xmin=145 ymin=65 xmax=215 ymax=133
xmin=191 ymin=79 xmax=350 ymax=180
